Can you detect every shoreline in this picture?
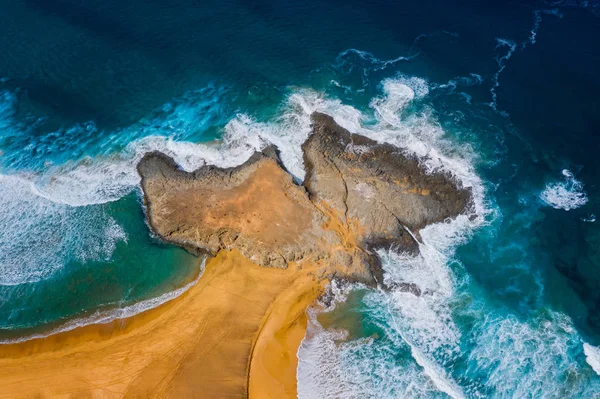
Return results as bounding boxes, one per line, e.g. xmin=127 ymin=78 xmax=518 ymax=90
xmin=0 ymin=259 xmax=205 ymax=345
xmin=0 ymin=250 xmax=326 ymax=398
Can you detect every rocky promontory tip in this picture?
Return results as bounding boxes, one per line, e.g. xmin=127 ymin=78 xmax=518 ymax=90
xmin=137 ymin=113 xmax=472 ymax=287
xmin=303 ymin=112 xmax=472 ymax=252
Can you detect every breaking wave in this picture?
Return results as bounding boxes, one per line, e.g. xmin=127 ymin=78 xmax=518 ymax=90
xmin=584 ymin=342 xmax=600 ymax=376
xmin=0 ymin=174 xmax=127 ymax=286
xmin=469 ymin=312 xmax=600 ymax=397
xmin=0 ymin=258 xmax=205 ymax=343
xmin=540 ymin=169 xmax=588 ymax=211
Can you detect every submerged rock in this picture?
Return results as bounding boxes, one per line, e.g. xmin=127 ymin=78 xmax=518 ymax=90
xmin=137 ymin=112 xmax=472 ymax=287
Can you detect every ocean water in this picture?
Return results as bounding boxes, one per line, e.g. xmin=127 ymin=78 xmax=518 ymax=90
xmin=1 ymin=0 xmax=600 ymax=397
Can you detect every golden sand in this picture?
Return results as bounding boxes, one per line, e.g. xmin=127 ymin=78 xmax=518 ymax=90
xmin=0 ymin=250 xmax=326 ymax=398
xmin=0 ymin=149 xmax=378 ymax=398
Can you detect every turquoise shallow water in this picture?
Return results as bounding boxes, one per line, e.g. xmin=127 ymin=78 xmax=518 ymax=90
xmin=0 ymin=191 xmax=201 ymax=339
xmin=1 ymin=0 xmax=600 ymax=397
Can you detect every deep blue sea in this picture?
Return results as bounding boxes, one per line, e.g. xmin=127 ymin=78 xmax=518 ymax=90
xmin=1 ymin=0 xmax=599 ymax=397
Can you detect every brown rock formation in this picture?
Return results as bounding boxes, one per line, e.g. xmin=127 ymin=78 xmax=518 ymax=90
xmin=138 ymin=112 xmax=471 ymax=287
xmin=138 ymin=146 xmax=338 ymax=270
xmin=303 ymin=112 xmax=472 ymax=254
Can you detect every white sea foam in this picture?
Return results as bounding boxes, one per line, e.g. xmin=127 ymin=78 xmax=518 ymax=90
xmin=433 ymin=73 xmax=484 ymax=92
xmin=297 ymin=75 xmax=490 ymax=398
xmin=540 ymin=169 xmax=588 ymax=210
xmin=335 ymin=48 xmax=418 ymax=72
xmin=373 ymin=215 xmax=482 ymax=399
xmin=528 ymin=11 xmax=544 ymax=46
xmin=526 ymin=9 xmax=563 ymax=48
xmin=490 ymin=7 xmax=562 ymax=112
xmin=369 ymin=77 xmax=428 ymax=127
xmin=490 ymin=38 xmax=517 ymax=111
xmin=469 ymin=311 xmax=600 ymax=398
xmin=584 ymin=342 xmax=600 ymax=376
xmin=298 ymin=287 xmax=443 ymax=399
xmin=0 ymin=174 xmax=127 ymax=285
xmin=0 ymin=258 xmax=205 ymax=344
xmin=583 ymin=213 xmax=596 ymax=223
xmin=383 ymin=283 xmax=466 ymax=399
xmin=397 ymin=337 xmax=465 ymax=399
xmin=298 ymin=323 xmax=443 ymax=398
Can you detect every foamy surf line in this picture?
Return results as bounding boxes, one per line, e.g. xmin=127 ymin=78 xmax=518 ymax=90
xmin=21 ymin=76 xmax=488 ymax=222
xmin=0 ymin=258 xmax=205 ymax=344
xmin=0 ymin=174 xmax=128 ymax=286
xmin=293 ymin=77 xmax=491 ymax=397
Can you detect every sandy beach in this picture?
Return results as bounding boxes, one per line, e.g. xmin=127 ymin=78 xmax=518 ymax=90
xmin=0 ymin=250 xmax=325 ymax=398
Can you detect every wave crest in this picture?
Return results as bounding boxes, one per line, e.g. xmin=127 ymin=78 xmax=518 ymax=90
xmin=540 ymin=169 xmax=588 ymax=211
xmin=0 ymin=174 xmax=127 ymax=285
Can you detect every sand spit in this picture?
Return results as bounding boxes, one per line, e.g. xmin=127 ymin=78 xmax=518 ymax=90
xmin=0 ymin=250 xmax=325 ymax=398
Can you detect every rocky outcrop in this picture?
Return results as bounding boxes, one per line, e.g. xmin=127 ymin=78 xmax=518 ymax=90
xmin=138 ymin=113 xmax=472 ymax=287
xmin=303 ymin=112 xmax=472 ymax=253
xmin=138 ymin=146 xmax=339 ymax=269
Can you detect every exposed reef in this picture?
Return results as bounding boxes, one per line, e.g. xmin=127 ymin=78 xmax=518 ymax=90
xmin=138 ymin=112 xmax=471 ymax=287
xmin=304 ymin=112 xmax=471 ymax=247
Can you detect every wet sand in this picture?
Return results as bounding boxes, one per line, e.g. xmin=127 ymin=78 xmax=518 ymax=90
xmin=0 ymin=250 xmax=326 ymax=398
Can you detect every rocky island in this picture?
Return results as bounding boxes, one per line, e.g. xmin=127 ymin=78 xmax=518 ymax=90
xmin=138 ymin=112 xmax=470 ymax=286
xmin=0 ymin=113 xmax=470 ymax=398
